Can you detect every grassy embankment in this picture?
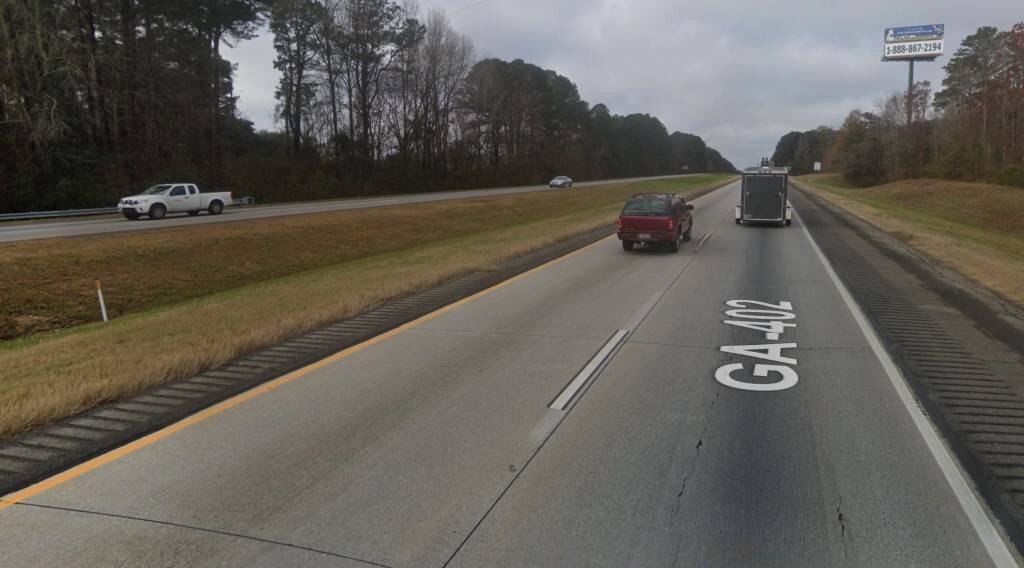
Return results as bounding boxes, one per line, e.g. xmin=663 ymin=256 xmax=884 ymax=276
xmin=0 ymin=175 xmax=733 ymax=437
xmin=796 ymin=174 xmax=1024 ymax=307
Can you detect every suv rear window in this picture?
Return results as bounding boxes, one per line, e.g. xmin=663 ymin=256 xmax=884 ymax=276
xmin=623 ymin=198 xmax=671 ymax=216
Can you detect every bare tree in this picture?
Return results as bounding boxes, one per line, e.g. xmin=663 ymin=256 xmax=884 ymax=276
xmin=272 ymin=0 xmax=318 ymax=157
xmin=344 ymin=0 xmax=422 ymax=175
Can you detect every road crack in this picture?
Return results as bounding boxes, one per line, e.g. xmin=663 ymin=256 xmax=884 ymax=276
xmin=835 ymin=494 xmax=849 ymax=558
xmin=673 ymin=392 xmax=720 ymax=510
xmin=675 ymin=438 xmax=703 ymax=500
xmin=670 ymin=391 xmax=721 ymax=568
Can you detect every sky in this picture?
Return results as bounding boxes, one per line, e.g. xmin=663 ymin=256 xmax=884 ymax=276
xmin=227 ymin=0 xmax=1023 ymax=170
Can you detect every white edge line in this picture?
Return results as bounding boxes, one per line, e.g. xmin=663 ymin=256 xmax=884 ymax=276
xmin=550 ymin=330 xmax=629 ymax=411
xmin=794 ymin=208 xmax=1020 ymax=568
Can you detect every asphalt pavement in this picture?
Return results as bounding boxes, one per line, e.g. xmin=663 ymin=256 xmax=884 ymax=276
xmin=0 ymin=182 xmax=1016 ymax=567
xmin=0 ymin=175 xmax=693 ymax=243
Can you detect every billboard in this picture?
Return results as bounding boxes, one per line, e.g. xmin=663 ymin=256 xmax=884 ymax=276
xmin=885 ymin=24 xmax=944 ymax=42
xmin=883 ymin=24 xmax=944 ymax=61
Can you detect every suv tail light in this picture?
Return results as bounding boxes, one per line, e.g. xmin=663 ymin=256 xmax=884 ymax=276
xmin=667 ymin=217 xmax=674 ymax=230
xmin=617 ymin=217 xmax=623 ymax=229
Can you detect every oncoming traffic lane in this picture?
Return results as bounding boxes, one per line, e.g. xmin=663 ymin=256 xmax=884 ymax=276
xmin=715 ymin=299 xmax=799 ymax=392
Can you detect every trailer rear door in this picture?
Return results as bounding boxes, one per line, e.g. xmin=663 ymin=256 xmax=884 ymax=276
xmin=743 ymin=175 xmax=786 ymax=221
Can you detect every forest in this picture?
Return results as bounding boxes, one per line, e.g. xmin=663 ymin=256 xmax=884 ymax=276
xmin=771 ymin=23 xmax=1024 ymax=187
xmin=0 ymin=0 xmax=736 ymax=213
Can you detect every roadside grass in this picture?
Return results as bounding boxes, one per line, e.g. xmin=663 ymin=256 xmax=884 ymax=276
xmin=0 ymin=175 xmax=732 ymax=437
xmin=0 ymin=175 xmax=729 ymax=340
xmin=796 ymin=175 xmax=1024 ymax=307
xmin=802 ymin=173 xmax=857 ymax=190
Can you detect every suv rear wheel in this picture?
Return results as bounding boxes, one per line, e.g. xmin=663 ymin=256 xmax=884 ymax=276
xmin=667 ymin=233 xmax=680 ymax=253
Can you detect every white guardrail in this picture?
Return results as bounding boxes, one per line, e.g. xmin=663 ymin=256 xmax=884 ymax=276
xmin=0 ymin=207 xmax=119 ymax=221
xmin=0 ymin=196 xmax=256 ymax=222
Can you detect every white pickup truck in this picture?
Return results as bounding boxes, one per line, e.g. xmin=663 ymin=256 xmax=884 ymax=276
xmin=117 ymin=183 xmax=233 ymax=220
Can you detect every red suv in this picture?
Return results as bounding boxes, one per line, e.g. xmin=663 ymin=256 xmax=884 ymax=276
xmin=617 ymin=193 xmax=694 ymax=252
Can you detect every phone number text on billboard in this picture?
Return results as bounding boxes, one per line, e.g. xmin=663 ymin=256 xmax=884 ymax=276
xmin=883 ymin=39 xmax=943 ymax=60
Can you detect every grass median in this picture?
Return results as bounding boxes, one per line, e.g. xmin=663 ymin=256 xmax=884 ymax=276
xmin=0 ymin=175 xmax=732 ymax=437
xmin=796 ymin=174 xmax=1024 ymax=307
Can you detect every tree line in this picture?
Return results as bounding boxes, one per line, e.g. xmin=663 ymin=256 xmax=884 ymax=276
xmin=0 ymin=0 xmax=264 ymax=211
xmin=0 ymin=0 xmax=735 ymax=213
xmin=770 ymin=23 xmax=1024 ymax=188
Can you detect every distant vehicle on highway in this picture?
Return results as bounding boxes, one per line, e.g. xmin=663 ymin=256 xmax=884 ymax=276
xmin=118 ymin=183 xmax=232 ymax=220
xmin=617 ymin=193 xmax=694 ymax=253
xmin=549 ymin=176 xmax=573 ymax=188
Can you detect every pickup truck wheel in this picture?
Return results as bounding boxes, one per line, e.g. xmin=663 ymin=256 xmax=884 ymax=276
xmin=148 ymin=204 xmax=166 ymax=220
xmin=735 ymin=219 xmax=741 ymax=225
xmin=785 ymin=219 xmax=792 ymax=226
xmin=667 ymin=238 xmax=679 ymax=253
xmin=208 ymin=201 xmax=224 ymax=215
xmin=682 ymin=225 xmax=693 ymax=242
xmin=187 ymin=210 xmax=200 ymax=217
xmin=622 ymin=241 xmax=634 ymax=252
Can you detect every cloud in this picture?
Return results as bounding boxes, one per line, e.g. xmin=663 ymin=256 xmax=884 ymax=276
xmin=228 ymin=0 xmax=1024 ymax=168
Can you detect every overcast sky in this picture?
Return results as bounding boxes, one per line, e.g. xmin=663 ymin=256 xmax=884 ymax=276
xmin=227 ymin=0 xmax=1022 ymax=169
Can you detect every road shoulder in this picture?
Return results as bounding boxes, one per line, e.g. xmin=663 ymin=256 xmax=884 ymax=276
xmin=791 ymin=185 xmax=1024 ymax=555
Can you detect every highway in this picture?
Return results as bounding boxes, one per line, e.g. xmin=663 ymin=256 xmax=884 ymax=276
xmin=0 ymin=182 xmax=1016 ymax=567
xmin=0 ymin=175 xmax=693 ymax=243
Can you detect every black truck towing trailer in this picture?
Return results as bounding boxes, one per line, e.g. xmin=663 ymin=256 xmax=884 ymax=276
xmin=735 ymin=167 xmax=792 ymax=226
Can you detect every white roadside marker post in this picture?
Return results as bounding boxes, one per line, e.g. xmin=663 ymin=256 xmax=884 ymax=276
xmin=96 ymin=279 xmax=109 ymax=322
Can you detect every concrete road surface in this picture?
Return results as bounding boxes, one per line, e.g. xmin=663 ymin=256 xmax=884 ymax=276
xmin=0 ymin=175 xmax=695 ymax=243
xmin=0 ymin=182 xmax=1016 ymax=567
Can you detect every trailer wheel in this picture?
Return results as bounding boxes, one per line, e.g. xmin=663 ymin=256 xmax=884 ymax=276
xmin=208 ymin=200 xmax=224 ymax=215
xmin=622 ymin=241 xmax=634 ymax=252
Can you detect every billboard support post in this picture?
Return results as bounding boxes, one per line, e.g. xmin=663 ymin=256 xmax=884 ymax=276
xmin=907 ymin=59 xmax=914 ymax=126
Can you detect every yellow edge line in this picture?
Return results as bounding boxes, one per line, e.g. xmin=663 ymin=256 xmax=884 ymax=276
xmin=0 ymin=235 xmax=613 ymax=511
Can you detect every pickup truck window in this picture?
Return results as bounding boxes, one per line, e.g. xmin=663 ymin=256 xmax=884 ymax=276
xmin=623 ymin=199 xmax=671 ymax=216
xmin=188 ymin=187 xmax=197 ymax=195
xmin=170 ymin=186 xmax=186 ymax=197
xmin=142 ymin=185 xmax=172 ymax=195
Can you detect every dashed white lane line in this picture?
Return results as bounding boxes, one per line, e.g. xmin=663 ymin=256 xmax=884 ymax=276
xmin=549 ymin=330 xmax=630 ymax=411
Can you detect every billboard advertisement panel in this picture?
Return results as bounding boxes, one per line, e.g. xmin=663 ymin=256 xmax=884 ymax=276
xmin=883 ymin=24 xmax=944 ymax=61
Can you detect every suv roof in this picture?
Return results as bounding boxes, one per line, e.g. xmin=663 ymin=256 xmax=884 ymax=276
xmin=629 ymin=192 xmax=677 ymax=200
